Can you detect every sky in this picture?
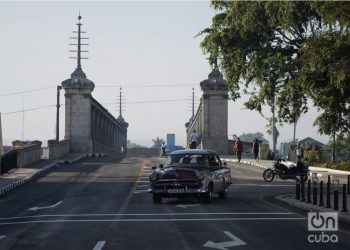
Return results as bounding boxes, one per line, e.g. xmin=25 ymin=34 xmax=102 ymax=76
xmin=0 ymin=1 xmax=330 ymax=149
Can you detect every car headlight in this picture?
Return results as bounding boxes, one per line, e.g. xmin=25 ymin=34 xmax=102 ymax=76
xmin=196 ymin=171 xmax=204 ymax=180
xmin=149 ymin=173 xmax=158 ymax=182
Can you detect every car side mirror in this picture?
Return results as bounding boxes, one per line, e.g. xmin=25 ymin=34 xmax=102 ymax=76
xmin=159 ymin=164 xmax=164 ymax=169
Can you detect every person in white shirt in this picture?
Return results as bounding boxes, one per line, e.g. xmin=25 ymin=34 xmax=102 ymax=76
xmin=295 ymin=143 xmax=304 ymax=161
xmin=190 ymin=130 xmax=199 ymax=149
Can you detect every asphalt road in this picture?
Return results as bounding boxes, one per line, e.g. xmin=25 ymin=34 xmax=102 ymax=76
xmin=0 ymin=156 xmax=349 ymax=250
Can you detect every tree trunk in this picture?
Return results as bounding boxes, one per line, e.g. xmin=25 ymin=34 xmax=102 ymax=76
xmin=331 ymin=133 xmax=336 ymax=163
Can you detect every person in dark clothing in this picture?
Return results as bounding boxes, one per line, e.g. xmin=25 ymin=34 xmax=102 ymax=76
xmin=234 ymin=137 xmax=243 ymax=163
xmin=252 ymin=138 xmax=259 ymax=161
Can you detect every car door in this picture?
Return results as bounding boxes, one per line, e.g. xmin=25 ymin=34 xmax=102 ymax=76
xmin=209 ymin=154 xmax=224 ymax=192
xmin=211 ymin=155 xmax=230 ymax=192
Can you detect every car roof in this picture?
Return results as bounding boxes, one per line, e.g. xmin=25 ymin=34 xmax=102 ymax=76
xmin=169 ymin=149 xmax=218 ymax=155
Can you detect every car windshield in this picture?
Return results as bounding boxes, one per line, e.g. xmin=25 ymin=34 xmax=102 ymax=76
xmin=165 ymin=154 xmax=210 ymax=169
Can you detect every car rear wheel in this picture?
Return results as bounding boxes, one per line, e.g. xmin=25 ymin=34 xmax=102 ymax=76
xmin=153 ymin=194 xmax=162 ymax=204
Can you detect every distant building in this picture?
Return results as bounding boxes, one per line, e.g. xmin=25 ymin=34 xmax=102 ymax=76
xmin=167 ymin=134 xmax=175 ymax=151
xmin=280 ymin=137 xmax=326 ymax=160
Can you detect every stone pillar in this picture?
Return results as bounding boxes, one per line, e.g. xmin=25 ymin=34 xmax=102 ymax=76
xmin=0 ymin=112 xmax=4 ymax=155
xmin=199 ymin=69 xmax=228 ymax=154
xmin=62 ymin=68 xmax=95 ymax=153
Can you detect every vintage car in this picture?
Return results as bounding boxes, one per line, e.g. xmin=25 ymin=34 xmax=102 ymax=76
xmin=149 ymin=149 xmax=231 ymax=204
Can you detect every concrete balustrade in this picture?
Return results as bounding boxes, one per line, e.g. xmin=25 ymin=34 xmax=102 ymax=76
xmin=48 ymin=139 xmax=70 ymax=160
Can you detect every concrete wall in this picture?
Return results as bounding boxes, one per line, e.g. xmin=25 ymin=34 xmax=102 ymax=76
xmin=127 ymin=148 xmax=159 ymax=157
xmin=48 ymin=139 xmax=70 ymax=160
xmin=16 ymin=141 xmax=42 ymax=167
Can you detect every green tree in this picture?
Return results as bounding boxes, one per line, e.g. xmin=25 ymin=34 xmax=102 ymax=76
xmin=198 ymin=1 xmax=350 ymax=158
xmin=151 ymin=137 xmax=164 ymax=149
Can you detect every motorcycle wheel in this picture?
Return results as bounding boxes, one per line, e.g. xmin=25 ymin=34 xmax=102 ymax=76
xmin=263 ymin=169 xmax=275 ymax=182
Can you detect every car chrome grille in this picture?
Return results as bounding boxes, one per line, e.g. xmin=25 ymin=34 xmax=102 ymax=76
xmin=154 ymin=179 xmax=201 ymax=189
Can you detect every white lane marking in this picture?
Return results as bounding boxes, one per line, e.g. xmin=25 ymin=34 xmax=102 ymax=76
xmin=0 ymin=217 xmax=305 ymax=226
xmin=0 ymin=235 xmax=6 ymax=240
xmin=204 ymin=231 xmax=246 ymax=249
xmin=176 ymin=204 xmax=202 ymax=208
xmin=28 ymin=201 xmax=63 ymax=211
xmin=137 ymin=185 xmax=149 ymax=188
xmin=93 ymin=241 xmax=106 ymax=250
xmin=0 ymin=212 xmax=293 ymax=220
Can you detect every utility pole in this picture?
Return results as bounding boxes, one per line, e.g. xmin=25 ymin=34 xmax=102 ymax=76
xmin=0 ymin=112 xmax=4 ymax=155
xmin=56 ymin=86 xmax=62 ymax=142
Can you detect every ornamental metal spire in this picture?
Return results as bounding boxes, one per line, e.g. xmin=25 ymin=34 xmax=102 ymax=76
xmin=69 ymin=13 xmax=89 ymax=77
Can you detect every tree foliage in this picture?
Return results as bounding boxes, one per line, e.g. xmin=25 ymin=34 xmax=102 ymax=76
xmin=198 ymin=1 xmax=350 ymax=138
xmin=151 ymin=137 xmax=164 ymax=149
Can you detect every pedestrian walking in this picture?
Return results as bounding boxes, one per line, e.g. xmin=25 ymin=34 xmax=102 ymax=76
xmin=190 ymin=130 xmax=199 ymax=149
xmin=234 ymin=137 xmax=243 ymax=163
xmin=161 ymin=141 xmax=166 ymax=156
xmin=120 ymin=145 xmax=125 ymax=157
xmin=252 ymin=138 xmax=259 ymax=161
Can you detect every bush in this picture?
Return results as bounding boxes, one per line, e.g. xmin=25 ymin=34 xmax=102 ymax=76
xmin=315 ymin=162 xmax=350 ymax=171
xmin=303 ymin=150 xmax=321 ymax=166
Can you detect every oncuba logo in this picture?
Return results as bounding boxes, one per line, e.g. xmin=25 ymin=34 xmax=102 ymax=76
xmin=308 ymin=212 xmax=338 ymax=243
xmin=308 ymin=212 xmax=338 ymax=231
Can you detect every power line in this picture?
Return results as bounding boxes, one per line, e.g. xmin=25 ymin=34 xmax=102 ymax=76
xmin=102 ymin=98 xmax=189 ymax=105
xmin=2 ymin=98 xmax=190 ymax=115
xmin=0 ymin=84 xmax=198 ymax=98
xmin=98 ymin=84 xmax=196 ymax=88
xmin=3 ymin=105 xmax=56 ymax=115
xmin=0 ymin=86 xmax=56 ymax=97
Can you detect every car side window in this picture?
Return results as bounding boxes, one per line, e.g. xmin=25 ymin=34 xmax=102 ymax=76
xmin=209 ymin=154 xmax=220 ymax=167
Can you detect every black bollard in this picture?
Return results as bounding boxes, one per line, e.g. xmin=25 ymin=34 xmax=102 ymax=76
xmin=307 ymin=180 xmax=311 ymax=203
xmin=313 ymin=186 xmax=318 ymax=205
xmin=295 ymin=181 xmax=300 ymax=200
xmin=348 ymin=176 xmax=350 ymax=194
xmin=301 ymin=180 xmax=305 ymax=202
xmin=342 ymin=184 xmax=348 ymax=213
xmin=326 ymin=180 xmax=331 ymax=208
xmin=319 ymin=181 xmax=324 ymax=206
xmin=334 ymin=190 xmax=339 ymax=211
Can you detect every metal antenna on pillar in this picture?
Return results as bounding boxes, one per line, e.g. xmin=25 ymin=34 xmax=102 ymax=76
xmin=119 ymin=87 xmax=122 ymax=117
xmin=69 ymin=13 xmax=89 ymax=71
xmin=116 ymin=87 xmax=126 ymax=118
xmin=192 ymin=88 xmax=195 ymax=119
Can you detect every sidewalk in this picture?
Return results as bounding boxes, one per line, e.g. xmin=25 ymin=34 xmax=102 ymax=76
xmin=221 ymin=156 xmax=350 ymax=176
xmin=0 ymin=153 xmax=85 ymax=197
xmin=221 ymin=156 xmax=350 ymax=223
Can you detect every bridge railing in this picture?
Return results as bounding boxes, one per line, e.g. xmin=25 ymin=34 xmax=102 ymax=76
xmin=91 ymin=98 xmax=127 ymax=156
xmin=186 ymin=100 xmax=203 ymax=148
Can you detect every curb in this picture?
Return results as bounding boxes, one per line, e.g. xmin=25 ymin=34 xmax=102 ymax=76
xmin=85 ymin=153 xmax=107 ymax=158
xmin=222 ymin=158 xmax=269 ymax=170
xmin=0 ymin=154 xmax=86 ymax=198
xmin=275 ymin=194 xmax=350 ymax=224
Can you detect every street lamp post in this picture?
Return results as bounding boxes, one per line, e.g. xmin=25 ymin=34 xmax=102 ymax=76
xmin=56 ymin=86 xmax=62 ymax=142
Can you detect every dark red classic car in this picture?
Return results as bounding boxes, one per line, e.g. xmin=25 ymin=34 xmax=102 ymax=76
xmin=149 ymin=149 xmax=231 ymax=204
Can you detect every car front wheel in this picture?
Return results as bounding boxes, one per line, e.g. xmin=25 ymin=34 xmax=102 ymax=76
xmin=203 ymin=184 xmax=212 ymax=203
xmin=218 ymin=185 xmax=228 ymax=199
xmin=153 ymin=194 xmax=162 ymax=204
